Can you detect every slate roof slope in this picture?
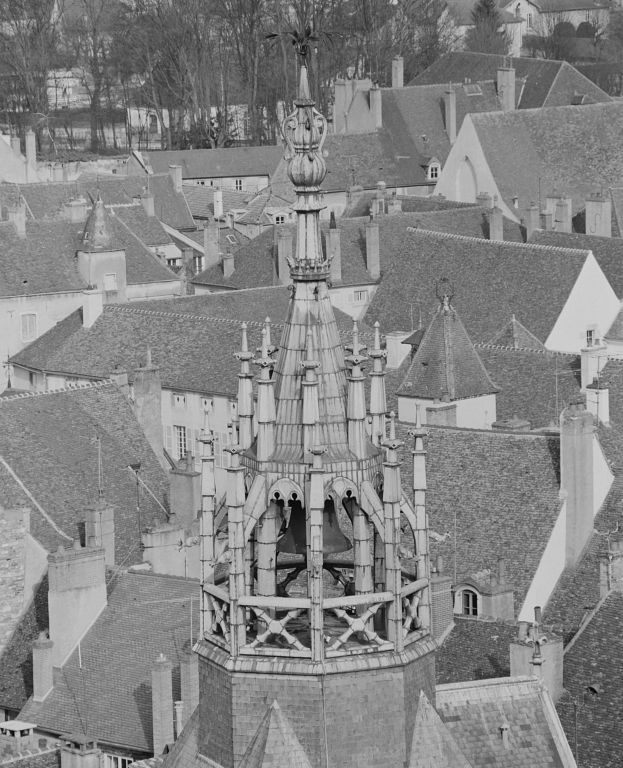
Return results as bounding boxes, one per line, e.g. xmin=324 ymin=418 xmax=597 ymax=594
xmin=435 ymin=617 xmax=516 ymax=685
xmin=398 ymin=296 xmax=499 ymax=400
xmin=20 ymin=572 xmax=198 ymax=753
xmin=183 ymin=226 xmax=249 ymax=254
xmin=158 ymin=706 xmax=199 ymax=768
xmin=487 ymin=315 xmax=545 ymax=350
xmin=556 ymin=591 xmax=623 ymax=768
xmin=530 ymin=230 xmax=623 ymax=297
xmin=470 ymin=102 xmax=623 ymax=216
xmin=236 ymin=188 xmax=294 ymax=225
xmin=112 ymin=206 xmax=172 ymax=248
xmin=0 ymin=175 xmax=194 ymax=231
xmin=364 ymin=229 xmax=589 ymax=342
xmin=142 ymin=146 xmax=284 ymax=180
xmin=0 ymin=212 xmax=177 ymax=297
xmin=182 ymin=185 xmax=248 ymax=219
xmin=436 ymin=677 xmax=573 ymax=767
xmin=398 ymin=424 xmax=562 ymax=611
xmin=408 ymin=692 xmax=472 ymax=768
xmin=410 ymin=51 xmax=611 ymax=108
xmin=238 ymin=702 xmax=313 ymax=768
xmin=0 ymin=383 xmax=168 ymax=559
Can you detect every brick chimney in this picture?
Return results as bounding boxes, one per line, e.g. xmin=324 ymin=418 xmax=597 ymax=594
xmin=133 ymin=349 xmax=164 ymax=467
xmin=276 ymin=227 xmax=292 ymax=285
xmin=476 ymin=191 xmax=493 ymax=209
xmin=430 ymin=556 xmax=453 ymax=640
xmin=7 ymin=200 xmax=26 ymax=236
xmin=553 ymin=197 xmax=572 ymax=233
xmin=560 ymin=403 xmax=595 ymax=566
xmin=365 ymin=218 xmax=380 ymax=279
xmin=392 ymin=56 xmax=404 ymax=89
xmin=152 ymin=653 xmax=174 ymax=755
xmin=213 ymin=188 xmax=223 ymax=219
xmin=371 ymin=181 xmax=387 ymax=216
xmin=370 ymin=84 xmax=382 ymax=130
xmin=180 ymin=640 xmax=198 ymax=726
xmin=585 ymin=192 xmax=611 ymax=237
xmin=327 ymin=213 xmax=342 ymax=283
xmin=169 ymin=164 xmax=183 ymax=193
xmin=540 ymin=209 xmax=553 ymax=231
xmin=203 ymin=221 xmax=220 ymax=267
xmin=443 ymin=89 xmax=457 ymax=144
xmin=510 ymin=608 xmax=564 ymax=703
xmin=497 ymin=66 xmax=516 ymax=112
xmin=48 ymin=541 xmax=107 ymax=668
xmin=170 ymin=452 xmax=201 ymax=529
xmin=222 ymin=251 xmax=235 ymax=278
xmin=32 ymin=631 xmax=54 ymax=701
xmin=141 ymin=191 xmax=155 ymax=217
xmin=489 ymin=205 xmax=504 ymax=241
xmin=525 ymin=202 xmax=540 ymax=240
xmin=81 ymin=287 xmax=103 ymax=329
xmin=60 ymin=734 xmax=101 ymax=768
xmin=85 ymin=501 xmax=115 ymax=566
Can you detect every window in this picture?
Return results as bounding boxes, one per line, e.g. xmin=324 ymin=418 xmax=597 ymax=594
xmin=104 ymin=754 xmax=133 ymax=768
xmin=235 ymin=178 xmax=243 ymax=191
xmin=29 ymin=371 xmax=35 ymax=388
xmin=353 ymin=289 xmax=369 ymax=303
xmin=172 ymin=392 xmax=186 ymax=408
xmin=193 ymin=254 xmax=204 ymax=274
xmin=20 ymin=313 xmax=37 ymax=342
xmin=586 ymin=328 xmax=596 ymax=347
xmin=213 ymin=430 xmax=232 ymax=469
xmin=274 ymin=214 xmax=285 ymax=225
xmin=200 ymin=180 xmax=205 ymax=186
xmin=174 ymin=424 xmax=188 ymax=460
xmin=167 ymin=257 xmax=181 ymax=268
xmin=427 ymin=163 xmax=440 ymax=181
xmin=226 ymin=234 xmax=237 ymax=245
xmin=462 ymin=589 xmax=478 ymax=616
xmin=527 ymin=11 xmax=533 ymax=26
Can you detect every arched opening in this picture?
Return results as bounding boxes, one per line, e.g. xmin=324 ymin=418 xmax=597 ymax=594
xmin=456 ymin=156 xmax=478 ymax=203
xmin=553 ymin=20 xmax=576 ymax=38
xmin=576 ymin=21 xmax=596 ymax=37
xmin=455 ymin=587 xmax=479 ymax=617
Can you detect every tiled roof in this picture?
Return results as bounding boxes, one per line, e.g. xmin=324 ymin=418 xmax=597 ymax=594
xmin=238 ymin=702 xmax=313 ymax=768
xmin=183 ymin=226 xmax=249 ymax=254
xmin=142 ymin=146 xmax=284 ymax=180
xmin=411 ymin=51 xmax=610 ymax=109
xmin=556 ymin=591 xmax=623 ymax=768
xmin=398 ymin=296 xmax=499 ymax=400
xmin=10 ymin=291 xmax=361 ymax=398
xmin=469 ymin=102 xmax=623 ymax=216
xmin=181 ymin=185 xmax=248 ymax=219
xmin=364 ymin=228 xmax=589 ymax=342
xmin=0 ymin=174 xmax=194 ymax=231
xmin=487 ymin=316 xmax=545 ymax=350
xmin=113 ymin=206 xmax=171 ymax=247
xmin=531 ymin=230 xmax=623 ymax=297
xmin=0 ymin=749 xmax=61 ymax=768
xmin=20 ymin=572 xmax=199 ymax=753
xmin=408 ymin=691 xmax=471 ymax=768
xmin=341 ymin=193 xmax=476 ymax=219
xmin=399 ymin=424 xmax=562 ymax=612
xmin=436 ymin=617 xmax=516 ymax=685
xmin=436 ymin=677 xmax=572 ymax=767
xmin=235 ymin=189 xmax=294 ymax=225
xmin=0 ymin=383 xmax=168 ymax=558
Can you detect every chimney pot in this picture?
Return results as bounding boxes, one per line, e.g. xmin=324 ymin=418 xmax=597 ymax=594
xmin=276 ymin=227 xmax=292 ymax=284
xmin=585 ymin=192 xmax=612 ymax=237
xmin=489 ymin=206 xmax=504 ymax=241
xmin=370 ymin=84 xmax=382 ymax=130
xmin=443 ymin=89 xmax=457 ymax=145
xmin=327 ymin=225 xmax=342 ymax=283
xmin=392 ymin=56 xmax=404 ymax=88
xmin=365 ymin=219 xmax=380 ymax=279
xmin=497 ymin=67 xmax=516 ymax=112
xmin=222 ymin=251 xmax=235 ymax=279
xmin=152 ymin=654 xmax=174 ymax=755
xmin=213 ymin=188 xmax=224 ymax=219
xmin=169 ymin=164 xmax=183 ymax=193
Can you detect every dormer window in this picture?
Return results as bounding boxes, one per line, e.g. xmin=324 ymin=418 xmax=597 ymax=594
xmin=462 ymin=589 xmax=478 ymax=616
xmin=427 ymin=160 xmax=441 ymax=182
xmin=586 ymin=326 xmax=598 ymax=347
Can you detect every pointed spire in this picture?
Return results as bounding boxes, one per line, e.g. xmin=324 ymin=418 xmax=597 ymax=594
xmin=369 ymin=321 xmax=387 ymax=447
xmin=301 ymin=325 xmax=321 ymax=456
xmin=82 ymin=194 xmax=114 ymax=251
xmin=235 ymin=322 xmax=254 ymax=450
xmin=346 ymin=321 xmax=369 ymax=459
xmin=254 ymin=324 xmax=276 ymax=462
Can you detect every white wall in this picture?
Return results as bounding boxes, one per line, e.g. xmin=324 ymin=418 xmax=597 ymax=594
xmin=546 ymin=252 xmax=620 ymax=353
xmin=398 ymin=394 xmax=496 ymax=428
xmin=329 ymin=283 xmax=377 ymax=320
xmin=126 ymin=281 xmax=183 ymax=301
xmin=186 ymin=175 xmax=269 ymax=194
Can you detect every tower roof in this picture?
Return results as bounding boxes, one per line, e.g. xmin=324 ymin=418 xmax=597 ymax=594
xmin=81 ymin=194 xmax=114 ymax=251
xmin=239 ymin=701 xmax=313 ymax=768
xmin=408 ymin=691 xmax=473 ymax=768
xmin=398 ymin=282 xmax=499 ymax=401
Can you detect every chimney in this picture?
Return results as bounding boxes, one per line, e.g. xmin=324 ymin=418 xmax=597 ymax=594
xmin=48 ymin=541 xmax=107 ymax=667
xmin=7 ymin=200 xmax=26 ymax=236
xmin=561 ymin=403 xmax=595 ymax=566
xmin=133 ymin=350 xmax=165 ymax=468
xmin=276 ymin=227 xmax=292 ymax=285
xmin=585 ymin=192 xmax=612 ymax=237
xmin=365 ymin=218 xmax=380 ymax=279
xmin=586 ymin=381 xmax=609 ymax=426
xmin=492 ymin=415 xmax=531 ymax=431
xmin=169 ymin=164 xmax=183 ymax=193
xmin=392 ymin=56 xmax=404 ymax=88
xmin=85 ymin=500 xmax=115 ymax=566
xmin=170 ymin=452 xmax=201 ymax=529
xmin=180 ymin=640 xmax=198 ymax=726
xmin=81 ymin=287 xmax=103 ymax=329
xmin=580 ymin=331 xmax=607 ymax=390
xmin=554 ymin=197 xmax=572 ymax=233
xmin=213 ymin=188 xmax=223 ymax=219
xmin=476 ymin=191 xmax=493 ymax=209
xmin=333 ymin=79 xmax=347 ymax=133
xmin=25 ymin=129 xmax=36 ymax=168
xmin=32 ymin=632 xmax=54 ymax=702
xmin=52 ymin=163 xmax=63 ymax=182
xmin=540 ymin=210 xmax=553 ymax=231
xmin=63 ymin=197 xmax=88 ymax=223
xmin=443 ymin=89 xmax=457 ymax=144
xmin=141 ymin=191 xmax=155 ymax=217
xmin=525 ymin=202 xmax=540 ymax=239
xmin=10 ymin=135 xmax=21 ymax=157
xmin=203 ymin=221 xmax=220 ymax=267
xmin=479 ymin=557 xmax=514 ymax=619
xmin=370 ymin=84 xmax=382 ymax=130
xmin=385 ymin=330 xmax=411 ymax=369
xmin=430 ymin=556 xmax=453 ymax=640
xmin=327 ymin=213 xmax=342 ymax=283
xmin=389 ymin=194 xmax=402 ymax=215
xmin=497 ymin=66 xmax=516 ymax=112
xmin=222 ymin=251 xmax=235 ymax=278
xmin=174 ymin=702 xmax=184 ymax=739
xmin=489 ymin=205 xmax=504 ymax=241
xmin=152 ymin=653 xmax=174 ymax=756
xmin=510 ymin=616 xmax=564 ymax=703
xmin=60 ymin=735 xmax=101 ymax=768
xmin=108 ymin=365 xmax=129 ymax=395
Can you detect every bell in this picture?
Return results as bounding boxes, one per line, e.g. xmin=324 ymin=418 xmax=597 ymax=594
xmin=278 ymin=498 xmax=352 ymax=555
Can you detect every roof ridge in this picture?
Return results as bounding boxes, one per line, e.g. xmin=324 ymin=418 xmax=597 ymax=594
xmin=0 ymin=379 xmax=114 ymax=403
xmin=405 ymin=226 xmax=591 ymax=256
xmin=474 ymin=342 xmax=579 ymax=359
xmin=109 ymin=304 xmax=283 ymax=329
